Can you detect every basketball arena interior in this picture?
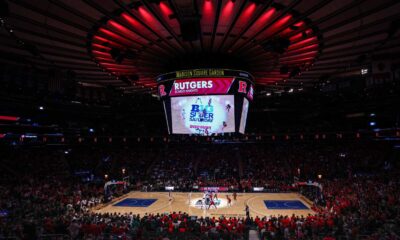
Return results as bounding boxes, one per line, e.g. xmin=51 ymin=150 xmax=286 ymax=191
xmin=0 ymin=0 xmax=400 ymax=239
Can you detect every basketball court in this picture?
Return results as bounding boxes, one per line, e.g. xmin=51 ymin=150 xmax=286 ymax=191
xmin=94 ymin=192 xmax=315 ymax=218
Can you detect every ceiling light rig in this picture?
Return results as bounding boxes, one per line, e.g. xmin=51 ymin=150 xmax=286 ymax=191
xmin=86 ymin=0 xmax=322 ymax=94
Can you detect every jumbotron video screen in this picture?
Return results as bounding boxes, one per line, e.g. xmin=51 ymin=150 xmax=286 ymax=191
xmin=171 ymin=95 xmax=235 ymax=135
xmin=157 ymin=69 xmax=254 ymax=135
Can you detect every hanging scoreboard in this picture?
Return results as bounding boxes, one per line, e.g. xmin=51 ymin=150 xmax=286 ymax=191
xmin=157 ymin=69 xmax=254 ymax=135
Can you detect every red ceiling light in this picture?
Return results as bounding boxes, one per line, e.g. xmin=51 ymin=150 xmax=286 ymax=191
xmin=0 ymin=115 xmax=19 ymax=121
xmin=236 ymin=3 xmax=256 ymax=25
xmin=159 ymin=2 xmax=173 ymax=16
xmin=138 ymin=7 xmax=156 ymax=24
xmin=203 ymin=0 xmax=213 ymax=12
xmin=87 ymin=0 xmax=321 ymax=92
xmin=221 ymin=1 xmax=234 ymax=21
xmin=121 ymin=13 xmax=140 ymax=28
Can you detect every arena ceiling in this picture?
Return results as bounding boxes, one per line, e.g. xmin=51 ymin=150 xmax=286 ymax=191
xmin=0 ymin=0 xmax=399 ymax=94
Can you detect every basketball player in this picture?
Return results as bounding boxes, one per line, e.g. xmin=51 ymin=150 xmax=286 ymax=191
xmin=204 ymin=191 xmax=210 ymax=207
xmin=227 ymin=195 xmax=232 ymax=207
xmin=181 ymin=109 xmax=186 ymax=120
xmin=168 ymin=190 xmax=172 ymax=203
xmin=196 ymin=97 xmax=202 ymax=105
xmin=214 ymin=192 xmax=218 ymax=200
xmin=226 ymin=104 xmax=231 ymax=112
xmin=208 ymin=195 xmax=217 ymax=210
xmin=221 ymin=121 xmax=227 ymax=132
xmin=187 ymin=191 xmax=192 ymax=204
xmin=233 ymin=192 xmax=237 ymax=201
xmin=196 ymin=198 xmax=204 ymax=210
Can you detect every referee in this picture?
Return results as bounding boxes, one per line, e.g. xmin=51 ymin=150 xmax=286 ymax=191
xmin=245 ymin=204 xmax=250 ymax=218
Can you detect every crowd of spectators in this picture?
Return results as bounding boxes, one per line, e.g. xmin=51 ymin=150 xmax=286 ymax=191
xmin=0 ymin=141 xmax=399 ymax=239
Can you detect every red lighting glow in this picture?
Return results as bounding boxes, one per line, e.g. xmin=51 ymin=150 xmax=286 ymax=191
xmin=221 ymin=1 xmax=234 ymax=22
xmin=159 ymin=2 xmax=173 ymax=16
xmin=260 ymin=14 xmax=292 ymax=39
xmin=138 ymin=7 xmax=154 ymax=23
xmin=0 ymin=115 xmax=19 ymax=121
xmin=88 ymin=1 xmax=321 ymax=90
xmin=231 ymin=2 xmax=256 ymax=35
xmin=288 ymin=37 xmax=318 ymax=50
xmin=93 ymin=36 xmax=123 ymax=48
xmin=108 ymin=20 xmax=147 ymax=45
xmin=92 ymin=50 xmax=111 ymax=57
xmin=98 ymin=28 xmax=132 ymax=46
xmin=121 ymin=13 xmax=141 ymax=28
xmin=203 ymin=0 xmax=213 ymax=15
xmin=242 ymin=3 xmax=256 ymax=19
xmin=249 ymin=8 xmax=276 ymax=35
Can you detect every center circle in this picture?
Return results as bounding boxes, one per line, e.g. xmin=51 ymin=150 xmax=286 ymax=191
xmin=190 ymin=197 xmax=229 ymax=209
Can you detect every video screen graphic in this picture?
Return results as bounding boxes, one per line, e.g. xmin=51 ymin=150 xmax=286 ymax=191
xmin=171 ymin=95 xmax=235 ymax=135
xmin=169 ymin=78 xmax=234 ymax=97
xmin=239 ymin=98 xmax=249 ymax=134
xmin=157 ymin=69 xmax=254 ymax=135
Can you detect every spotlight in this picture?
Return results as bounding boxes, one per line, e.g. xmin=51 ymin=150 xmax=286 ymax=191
xmin=361 ymin=68 xmax=368 ymax=75
xmin=38 ymin=106 xmax=44 ymax=110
